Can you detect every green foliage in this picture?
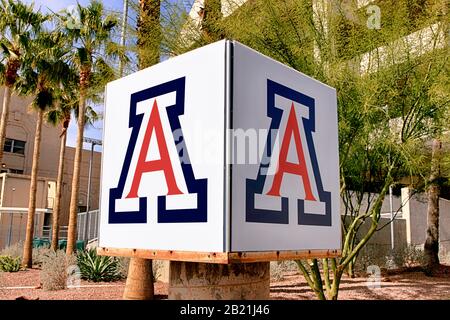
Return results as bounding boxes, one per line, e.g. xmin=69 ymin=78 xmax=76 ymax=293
xmin=136 ymin=0 xmax=161 ymax=68
xmin=193 ymin=0 xmax=449 ymax=300
xmin=0 ymin=242 xmax=57 ymax=268
xmin=77 ymin=249 xmax=123 ymax=282
xmin=0 ymin=0 xmax=48 ymax=86
xmin=56 ymin=0 xmax=120 ymax=75
xmin=0 ymin=255 xmax=21 ymax=272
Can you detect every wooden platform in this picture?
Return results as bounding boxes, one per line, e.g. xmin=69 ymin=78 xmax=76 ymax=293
xmin=97 ymin=247 xmax=341 ymax=264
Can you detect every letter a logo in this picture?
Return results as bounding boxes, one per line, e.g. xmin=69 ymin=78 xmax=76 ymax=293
xmin=109 ymin=77 xmax=208 ymax=224
xmin=126 ymin=101 xmax=182 ymax=199
xmin=246 ymin=79 xmax=332 ymax=226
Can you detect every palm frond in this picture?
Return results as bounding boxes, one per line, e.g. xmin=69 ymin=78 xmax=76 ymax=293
xmin=33 ymin=88 xmax=55 ymax=111
xmin=46 ymin=108 xmax=64 ymax=126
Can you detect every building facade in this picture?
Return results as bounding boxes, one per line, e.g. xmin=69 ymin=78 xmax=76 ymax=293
xmin=0 ymin=88 xmax=101 ymax=249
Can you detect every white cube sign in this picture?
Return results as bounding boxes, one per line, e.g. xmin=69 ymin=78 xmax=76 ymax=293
xmin=99 ymin=40 xmax=341 ymax=256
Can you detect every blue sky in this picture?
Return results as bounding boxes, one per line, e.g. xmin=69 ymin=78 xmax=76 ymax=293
xmin=22 ymin=0 xmax=193 ymax=151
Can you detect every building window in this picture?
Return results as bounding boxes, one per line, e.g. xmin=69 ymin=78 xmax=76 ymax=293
xmin=4 ymin=138 xmax=25 ymax=155
xmin=0 ymin=168 xmax=24 ymax=174
xmin=9 ymin=169 xmax=24 ymax=174
xmin=78 ymin=206 xmax=87 ymax=213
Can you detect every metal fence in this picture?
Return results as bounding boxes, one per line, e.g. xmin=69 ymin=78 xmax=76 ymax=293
xmin=0 ymin=208 xmax=99 ymax=250
xmin=0 ymin=208 xmax=47 ymax=250
xmin=77 ymin=209 xmax=100 ymax=243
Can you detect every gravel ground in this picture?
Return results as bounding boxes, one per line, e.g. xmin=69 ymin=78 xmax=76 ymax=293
xmin=270 ymin=270 xmax=450 ymax=300
xmin=1 ymin=268 xmax=449 ymax=300
xmin=0 ymin=268 xmax=167 ymax=300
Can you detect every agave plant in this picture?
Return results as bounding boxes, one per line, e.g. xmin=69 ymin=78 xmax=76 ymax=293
xmin=0 ymin=255 xmax=21 ymax=272
xmin=77 ymin=249 xmax=122 ymax=282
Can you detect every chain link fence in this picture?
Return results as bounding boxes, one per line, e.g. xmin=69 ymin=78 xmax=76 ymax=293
xmin=0 ymin=209 xmax=99 ymax=250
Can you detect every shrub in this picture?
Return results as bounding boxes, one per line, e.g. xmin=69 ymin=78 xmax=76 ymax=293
xmin=392 ymin=244 xmax=425 ymax=268
xmin=355 ymin=243 xmax=426 ymax=273
xmin=0 ymin=242 xmax=23 ymax=259
xmin=270 ymin=260 xmax=298 ymax=281
xmin=77 ymin=249 xmax=122 ymax=282
xmin=40 ymin=250 xmax=76 ymax=291
xmin=32 ymin=246 xmax=52 ymax=267
xmin=117 ymin=257 xmax=164 ymax=282
xmin=0 ymin=255 xmax=21 ymax=272
xmin=117 ymin=256 xmax=130 ymax=279
xmin=354 ymin=244 xmax=391 ymax=272
xmin=152 ymin=260 xmax=164 ymax=282
xmin=0 ymin=242 xmax=53 ymax=267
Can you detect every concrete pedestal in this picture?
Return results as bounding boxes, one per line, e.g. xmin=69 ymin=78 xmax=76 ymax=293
xmin=169 ymin=261 xmax=270 ymax=300
xmin=123 ymin=258 xmax=154 ymax=300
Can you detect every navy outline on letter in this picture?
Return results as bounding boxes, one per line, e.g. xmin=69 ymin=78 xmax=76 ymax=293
xmin=245 ymin=79 xmax=331 ymax=226
xmin=108 ymin=77 xmax=208 ymax=224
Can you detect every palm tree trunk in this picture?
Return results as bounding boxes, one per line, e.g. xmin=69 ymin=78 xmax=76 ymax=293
xmin=0 ymin=86 xmax=12 ymax=162
xmin=124 ymin=0 xmax=161 ymax=300
xmin=66 ymin=72 xmax=88 ymax=254
xmin=123 ymin=258 xmax=154 ymax=299
xmin=424 ymin=138 xmax=442 ymax=274
xmin=51 ymin=123 xmax=68 ymax=251
xmin=22 ymin=109 xmax=44 ymax=268
xmin=201 ymin=0 xmax=223 ymax=41
xmin=137 ymin=0 xmax=161 ymax=68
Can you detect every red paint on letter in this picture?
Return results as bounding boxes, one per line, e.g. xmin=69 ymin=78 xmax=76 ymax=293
xmin=127 ymin=100 xmax=182 ymax=198
xmin=267 ymin=103 xmax=316 ymax=201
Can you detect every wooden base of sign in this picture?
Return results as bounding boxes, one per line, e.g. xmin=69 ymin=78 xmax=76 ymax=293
xmin=97 ymin=247 xmax=340 ymax=264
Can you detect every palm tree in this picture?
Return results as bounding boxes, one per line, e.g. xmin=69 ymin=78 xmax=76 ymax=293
xmin=122 ymin=0 xmax=161 ymax=301
xmin=47 ymin=94 xmax=73 ymax=251
xmin=18 ymin=31 xmax=71 ymax=267
xmin=424 ymin=138 xmax=443 ymax=275
xmin=201 ymin=0 xmax=223 ymax=42
xmin=137 ymin=0 xmax=161 ymax=68
xmin=57 ymin=1 xmax=118 ymax=254
xmin=47 ymin=88 xmax=100 ymax=251
xmin=0 ymin=0 xmax=46 ymax=163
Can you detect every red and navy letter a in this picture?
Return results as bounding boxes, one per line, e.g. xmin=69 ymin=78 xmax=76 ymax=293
xmin=109 ymin=77 xmax=207 ymax=224
xmin=246 ymin=79 xmax=332 ymax=226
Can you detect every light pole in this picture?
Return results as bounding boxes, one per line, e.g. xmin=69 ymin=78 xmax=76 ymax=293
xmin=118 ymin=0 xmax=129 ymax=77
xmin=83 ymin=137 xmax=102 ymax=242
xmin=389 ymin=185 xmax=395 ymax=250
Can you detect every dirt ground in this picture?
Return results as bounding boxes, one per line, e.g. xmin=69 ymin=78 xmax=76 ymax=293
xmin=0 ymin=268 xmax=167 ymax=300
xmin=1 ymin=268 xmax=450 ymax=300
xmin=271 ymin=270 xmax=450 ymax=300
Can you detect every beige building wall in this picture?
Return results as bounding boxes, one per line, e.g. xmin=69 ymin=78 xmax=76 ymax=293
xmin=0 ymin=89 xmax=60 ymax=177
xmin=0 ymin=173 xmax=50 ymax=209
xmin=0 ymin=173 xmax=50 ymax=249
xmin=60 ymin=147 xmax=102 ymax=226
xmin=0 ymin=87 xmax=102 ymax=246
xmin=402 ymin=188 xmax=450 ymax=263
